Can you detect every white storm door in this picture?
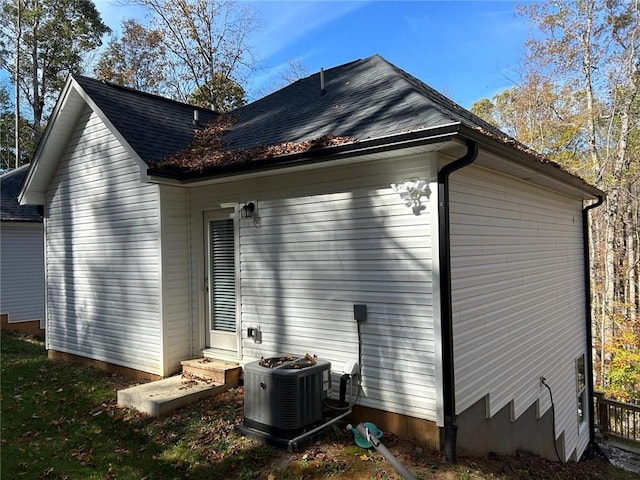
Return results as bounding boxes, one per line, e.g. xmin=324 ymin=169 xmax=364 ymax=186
xmin=204 ymin=209 xmax=238 ymax=355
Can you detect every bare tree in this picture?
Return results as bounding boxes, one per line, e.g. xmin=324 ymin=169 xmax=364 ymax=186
xmin=127 ymin=0 xmax=257 ymax=108
xmin=518 ymin=0 xmax=640 ymax=396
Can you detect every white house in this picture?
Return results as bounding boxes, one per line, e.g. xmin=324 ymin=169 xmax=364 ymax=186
xmin=1 ymin=164 xmax=45 ymax=335
xmin=19 ymin=55 xmax=604 ymax=462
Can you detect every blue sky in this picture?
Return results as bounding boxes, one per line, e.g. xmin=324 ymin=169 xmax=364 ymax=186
xmin=92 ymin=0 xmax=532 ymax=109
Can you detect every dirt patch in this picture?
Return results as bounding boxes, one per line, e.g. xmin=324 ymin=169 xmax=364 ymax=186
xmin=106 ymin=379 xmax=636 ymax=480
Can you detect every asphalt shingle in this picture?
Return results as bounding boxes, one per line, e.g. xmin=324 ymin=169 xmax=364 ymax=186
xmin=0 ymin=165 xmax=42 ymax=222
xmin=72 ymin=55 xmax=521 ymax=177
xmin=73 ymin=76 xmax=219 ymax=166
xmin=222 ymin=55 xmax=505 ymax=151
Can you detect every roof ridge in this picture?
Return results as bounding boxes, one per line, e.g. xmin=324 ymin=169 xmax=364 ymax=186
xmin=237 ymin=57 xmax=367 ymax=109
xmin=71 ymin=74 xmax=218 ymax=113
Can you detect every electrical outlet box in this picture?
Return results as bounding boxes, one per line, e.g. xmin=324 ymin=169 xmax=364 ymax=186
xmin=247 ymin=326 xmax=262 ymax=343
xmin=354 ymin=304 xmax=367 ymax=322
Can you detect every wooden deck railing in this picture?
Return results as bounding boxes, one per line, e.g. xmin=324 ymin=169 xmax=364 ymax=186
xmin=594 ymin=391 xmax=640 ymax=446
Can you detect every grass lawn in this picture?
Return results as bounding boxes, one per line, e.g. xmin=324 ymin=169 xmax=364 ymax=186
xmin=1 ymin=331 xmax=638 ymax=480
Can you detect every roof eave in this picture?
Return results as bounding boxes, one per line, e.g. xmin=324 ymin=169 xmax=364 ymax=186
xmin=18 ymin=76 xmax=77 ymax=205
xmin=19 ymin=76 xmax=151 ymax=206
xmin=148 ymin=123 xmax=603 ymax=201
xmin=456 ymin=125 xmax=605 ymax=200
xmin=147 ymin=123 xmax=463 ymax=183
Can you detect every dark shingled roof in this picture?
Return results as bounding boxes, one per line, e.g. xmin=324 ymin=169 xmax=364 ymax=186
xmin=72 ymin=76 xmax=219 ymax=166
xmin=74 ymin=55 xmax=509 ymax=174
xmin=70 ymin=55 xmax=597 ymax=197
xmin=1 ymin=165 xmax=42 ymax=222
xmin=222 ymin=54 xmax=506 ymax=152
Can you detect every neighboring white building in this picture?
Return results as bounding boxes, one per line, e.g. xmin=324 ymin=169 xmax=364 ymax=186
xmin=19 ymin=55 xmax=604 ymax=462
xmin=1 ymin=165 xmax=45 ymax=332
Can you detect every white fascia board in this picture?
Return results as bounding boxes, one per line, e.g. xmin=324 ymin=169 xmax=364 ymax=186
xmin=18 ymin=77 xmax=77 ymax=205
xmin=19 ymin=76 xmax=150 ymax=206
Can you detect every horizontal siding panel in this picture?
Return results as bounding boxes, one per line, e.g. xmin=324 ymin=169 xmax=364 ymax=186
xmin=45 ymin=216 xmax=159 ymax=234
xmin=257 ymin=189 xmax=398 ymax=209
xmin=45 ymin=334 xmax=160 ymax=372
xmin=188 ymin=154 xmax=438 ymax=420
xmin=48 ymin=300 xmax=159 ymax=320
xmin=239 ymin=176 xmax=437 ymax=420
xmin=241 ymin=278 xmax=430 ymax=294
xmin=47 ymin=195 xmax=158 ymax=217
xmin=242 ymin=296 xmax=433 ymax=319
xmin=47 ymin=179 xmax=153 ymax=204
xmin=47 ymin=290 xmax=159 ymax=308
xmin=361 ymin=344 xmax=437 ymax=364
xmin=46 ymin=327 xmax=160 ymax=353
xmin=44 ymin=245 xmax=158 ymax=257
xmin=47 ymin=290 xmax=160 ymax=308
xmin=365 ymin=373 xmax=437 ymax=394
xmin=48 ymin=184 xmax=154 ymax=209
xmin=241 ymin=304 xmax=433 ymax=326
xmin=241 ymin=249 xmax=431 ymax=263
xmin=45 ymin=107 xmax=162 ymax=375
xmin=244 ymin=211 xmax=426 ymax=233
xmin=450 ymin=189 xmax=581 ymax=220
xmin=47 ymin=271 xmax=158 ymax=286
xmin=50 ymin=150 xmax=137 ymax=179
xmin=160 ymin=186 xmax=191 ymax=374
xmin=45 ymin=264 xmax=159 ymax=278
xmin=47 ymin=205 xmax=159 ymax=224
xmin=243 ymin=237 xmax=431 ymax=252
xmin=0 ymin=224 xmax=45 ymax=323
xmin=45 ymin=232 xmax=160 ymax=246
xmin=362 ymin=375 xmax=437 ymax=398
xmin=240 ymin=224 xmax=428 ymax=244
xmin=242 ymin=264 xmax=431 ymax=278
xmin=450 ymin=165 xmax=589 ymax=460
xmin=242 ymin=288 xmax=433 ymax=306
xmin=46 ymin=317 xmax=160 ymax=339
xmin=243 ymin=314 xmax=433 ymax=342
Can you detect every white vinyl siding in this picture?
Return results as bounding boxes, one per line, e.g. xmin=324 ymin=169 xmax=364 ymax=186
xmin=189 ymin=154 xmax=439 ymax=421
xmin=240 ymin=192 xmax=436 ymax=419
xmin=160 ymin=186 xmax=191 ymax=375
xmin=449 ymin=164 xmax=589 ymax=461
xmin=0 ymin=222 xmax=45 ymax=325
xmin=45 ymin=107 xmax=162 ymax=375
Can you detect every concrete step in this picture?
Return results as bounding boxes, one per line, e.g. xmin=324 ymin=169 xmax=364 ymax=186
xmin=117 ymin=374 xmax=235 ymax=417
xmin=181 ymin=358 xmax=241 ymax=384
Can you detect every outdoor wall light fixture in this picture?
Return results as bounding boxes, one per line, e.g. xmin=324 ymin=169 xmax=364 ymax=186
xmin=241 ymin=202 xmax=255 ymax=218
xmin=391 ymin=179 xmax=430 ymax=215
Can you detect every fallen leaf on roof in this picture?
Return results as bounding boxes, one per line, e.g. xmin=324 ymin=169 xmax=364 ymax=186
xmin=157 ymin=114 xmax=357 ymax=173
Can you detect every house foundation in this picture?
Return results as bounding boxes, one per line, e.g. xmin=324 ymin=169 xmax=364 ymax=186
xmin=350 ymin=404 xmax=441 ymax=449
xmin=1 ymin=314 xmax=44 ymax=337
xmin=456 ymin=396 xmax=563 ymax=461
xmin=47 ymin=350 xmax=161 ymax=382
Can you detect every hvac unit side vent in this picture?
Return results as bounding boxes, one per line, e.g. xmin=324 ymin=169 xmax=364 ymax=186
xmin=243 ymin=356 xmax=331 ymax=438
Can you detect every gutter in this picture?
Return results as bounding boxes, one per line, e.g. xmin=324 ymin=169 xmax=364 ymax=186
xmin=582 ymin=195 xmax=604 ymax=448
xmin=437 ymin=139 xmax=479 ymax=463
xmin=146 ymin=124 xmax=463 ymax=182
